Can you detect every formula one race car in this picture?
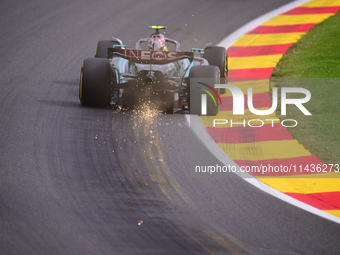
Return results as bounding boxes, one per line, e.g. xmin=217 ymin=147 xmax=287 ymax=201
xmin=79 ymin=26 xmax=228 ymax=115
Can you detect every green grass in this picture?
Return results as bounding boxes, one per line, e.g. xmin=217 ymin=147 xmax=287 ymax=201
xmin=271 ymin=11 xmax=340 ymax=164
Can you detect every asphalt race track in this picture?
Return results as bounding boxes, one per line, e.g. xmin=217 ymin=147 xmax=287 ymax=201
xmin=1 ymin=0 xmax=340 ymax=254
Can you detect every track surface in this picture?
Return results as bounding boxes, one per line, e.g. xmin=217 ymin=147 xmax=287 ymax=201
xmin=1 ymin=0 xmax=340 ymax=254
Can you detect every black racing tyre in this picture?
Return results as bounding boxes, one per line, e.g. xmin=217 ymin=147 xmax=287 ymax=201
xmin=189 ymin=65 xmax=220 ymax=116
xmin=164 ymin=102 xmax=174 ymax=114
xmin=95 ymin=40 xmax=120 ymax=58
xmin=79 ymin=58 xmax=112 ymax=107
xmin=162 ymin=92 xmax=175 ymax=114
xmin=203 ymin=46 xmax=228 ymax=79
xmin=121 ymin=89 xmax=138 ymax=110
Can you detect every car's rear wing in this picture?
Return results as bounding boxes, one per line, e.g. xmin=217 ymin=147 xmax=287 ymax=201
xmin=108 ymin=48 xmax=193 ymax=64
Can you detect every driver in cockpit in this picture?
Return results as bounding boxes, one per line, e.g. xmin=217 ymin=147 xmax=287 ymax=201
xmin=148 ymin=33 xmax=168 ymax=51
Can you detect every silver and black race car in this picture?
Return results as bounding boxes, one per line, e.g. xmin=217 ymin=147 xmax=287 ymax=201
xmin=79 ymin=26 xmax=228 ymax=115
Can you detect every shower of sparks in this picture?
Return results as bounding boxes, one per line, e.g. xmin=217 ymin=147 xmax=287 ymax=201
xmin=112 ymin=105 xmax=129 ymax=114
xmin=131 ymin=101 xmax=163 ymax=129
xmin=110 ymin=100 xmax=185 ymax=154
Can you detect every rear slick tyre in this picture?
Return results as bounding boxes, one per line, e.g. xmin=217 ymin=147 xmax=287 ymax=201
xmin=79 ymin=58 xmax=112 ymax=107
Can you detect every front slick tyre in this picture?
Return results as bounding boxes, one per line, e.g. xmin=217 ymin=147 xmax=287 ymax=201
xmin=204 ymin=46 xmax=228 ymax=94
xmin=95 ymin=40 xmax=120 ymax=58
xmin=79 ymin=58 xmax=112 ymax=108
xmin=203 ymin=46 xmax=228 ymax=79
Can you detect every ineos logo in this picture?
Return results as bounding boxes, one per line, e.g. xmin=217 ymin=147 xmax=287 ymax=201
xmin=150 ymin=51 xmax=166 ymax=59
xmin=140 ymin=51 xmax=177 ymax=60
xmin=119 ymin=49 xmax=179 ymax=60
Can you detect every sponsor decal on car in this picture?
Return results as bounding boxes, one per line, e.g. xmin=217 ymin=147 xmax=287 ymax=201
xmin=112 ymin=48 xmax=192 ymax=63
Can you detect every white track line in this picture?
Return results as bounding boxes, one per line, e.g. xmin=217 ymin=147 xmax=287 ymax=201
xmin=186 ymin=0 xmax=340 ymax=224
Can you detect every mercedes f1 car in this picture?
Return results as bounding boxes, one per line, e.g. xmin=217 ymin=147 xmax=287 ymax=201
xmin=79 ymin=26 xmax=228 ymax=115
